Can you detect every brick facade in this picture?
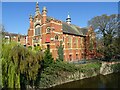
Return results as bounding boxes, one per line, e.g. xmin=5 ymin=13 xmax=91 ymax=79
xmin=27 ymin=2 xmax=96 ymax=61
xmin=4 ymin=32 xmax=26 ymax=45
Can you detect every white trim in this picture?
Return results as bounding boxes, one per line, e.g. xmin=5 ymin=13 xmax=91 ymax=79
xmin=50 ymin=38 xmax=54 ymax=41
xmin=5 ymin=36 xmax=10 ymax=38
xmin=34 ymin=19 xmax=41 ymax=27
xmin=46 ymin=27 xmax=51 ymax=33
xmin=50 ymin=21 xmax=61 ymax=25
xmin=63 ymin=48 xmax=84 ymax=50
xmin=34 ymin=25 xmax=41 ymax=36
xmin=42 ymin=15 xmax=47 ymax=16
xmin=42 ymin=43 xmax=55 ymax=45
xmin=52 ymin=31 xmax=62 ymax=34
xmin=41 ymin=22 xmax=51 ymax=27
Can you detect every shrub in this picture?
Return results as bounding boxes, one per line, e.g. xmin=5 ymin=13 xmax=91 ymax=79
xmin=111 ymin=63 xmax=120 ymax=72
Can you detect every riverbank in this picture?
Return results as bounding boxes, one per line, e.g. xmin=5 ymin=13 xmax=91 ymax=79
xmin=100 ymin=61 xmax=120 ymax=75
xmin=53 ymin=72 xmax=120 ymax=88
xmin=39 ymin=60 xmax=120 ymax=89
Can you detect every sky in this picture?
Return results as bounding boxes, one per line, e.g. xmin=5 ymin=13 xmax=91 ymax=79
xmin=2 ymin=2 xmax=118 ymax=35
xmin=1 ymin=0 xmax=120 ymax=2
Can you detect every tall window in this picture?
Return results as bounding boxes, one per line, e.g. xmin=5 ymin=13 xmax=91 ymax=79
xmin=69 ymin=55 xmax=72 ymax=61
xmin=81 ymin=37 xmax=83 ymax=48
xmin=35 ymin=26 xmax=40 ymax=36
xmin=76 ymin=38 xmax=78 ymax=48
xmin=76 ymin=54 xmax=78 ymax=60
xmin=55 ymin=35 xmax=58 ymax=40
xmin=68 ymin=36 xmax=72 ymax=48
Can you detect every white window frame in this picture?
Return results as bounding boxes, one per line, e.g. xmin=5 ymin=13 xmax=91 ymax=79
xmin=34 ymin=25 xmax=41 ymax=36
xmin=46 ymin=27 xmax=51 ymax=34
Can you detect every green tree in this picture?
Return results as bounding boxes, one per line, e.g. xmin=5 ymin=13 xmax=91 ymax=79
xmin=2 ymin=42 xmax=20 ymax=88
xmin=57 ymin=41 xmax=64 ymax=61
xmin=2 ymin=42 xmax=43 ymax=89
xmin=111 ymin=36 xmax=120 ymax=58
xmin=88 ymin=14 xmax=118 ymax=61
xmin=43 ymin=48 xmax=54 ymax=68
xmin=34 ymin=45 xmax=42 ymax=52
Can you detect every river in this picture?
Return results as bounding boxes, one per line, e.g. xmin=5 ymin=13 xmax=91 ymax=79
xmin=49 ymin=72 xmax=120 ymax=89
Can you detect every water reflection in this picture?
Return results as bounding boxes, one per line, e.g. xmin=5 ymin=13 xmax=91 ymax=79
xmin=52 ymin=73 xmax=120 ymax=88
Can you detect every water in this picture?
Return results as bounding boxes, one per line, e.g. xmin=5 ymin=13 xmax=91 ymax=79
xmin=51 ymin=72 xmax=120 ymax=89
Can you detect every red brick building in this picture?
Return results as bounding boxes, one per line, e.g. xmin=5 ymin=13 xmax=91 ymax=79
xmin=27 ymin=2 xmax=96 ymax=61
xmin=4 ymin=32 xmax=27 ymax=46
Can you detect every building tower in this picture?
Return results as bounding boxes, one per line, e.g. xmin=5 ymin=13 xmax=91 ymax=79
xmin=27 ymin=14 xmax=34 ymax=46
xmin=29 ymin=14 xmax=33 ymax=28
xmin=66 ymin=13 xmax=71 ymax=24
xmin=42 ymin=6 xmax=47 ymax=24
xmin=35 ymin=2 xmax=40 ymax=16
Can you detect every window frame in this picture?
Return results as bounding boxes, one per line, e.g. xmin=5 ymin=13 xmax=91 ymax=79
xmin=34 ymin=25 xmax=41 ymax=36
xmin=46 ymin=27 xmax=51 ymax=34
xmin=55 ymin=35 xmax=59 ymax=40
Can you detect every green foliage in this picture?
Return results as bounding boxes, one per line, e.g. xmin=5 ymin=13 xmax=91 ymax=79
xmin=28 ymin=46 xmax=32 ymax=50
xmin=39 ymin=61 xmax=78 ymax=87
xmin=57 ymin=41 xmax=64 ymax=61
xmin=79 ymin=62 xmax=101 ymax=73
xmin=39 ymin=60 xmax=101 ymax=88
xmin=111 ymin=63 xmax=120 ymax=72
xmin=43 ymin=48 xmax=54 ymax=68
xmin=34 ymin=45 xmax=42 ymax=52
xmin=112 ymin=37 xmax=120 ymax=56
xmin=2 ymin=42 xmax=20 ymax=88
xmin=2 ymin=42 xmax=43 ymax=89
xmin=0 ymin=60 xmax=2 ymax=88
xmin=55 ymin=60 xmax=79 ymax=72
xmin=89 ymin=41 xmax=94 ymax=51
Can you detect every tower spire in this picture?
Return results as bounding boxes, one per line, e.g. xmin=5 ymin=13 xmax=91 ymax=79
xmin=35 ymin=2 xmax=40 ymax=16
xmin=66 ymin=12 xmax=71 ymax=24
xmin=42 ymin=6 xmax=47 ymax=24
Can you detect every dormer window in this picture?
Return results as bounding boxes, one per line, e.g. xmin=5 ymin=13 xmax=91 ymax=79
xmin=46 ymin=27 xmax=51 ymax=33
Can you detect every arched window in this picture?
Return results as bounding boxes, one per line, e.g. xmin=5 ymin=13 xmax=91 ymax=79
xmin=46 ymin=27 xmax=51 ymax=33
xmin=55 ymin=35 xmax=58 ymax=40
xmin=35 ymin=25 xmax=40 ymax=36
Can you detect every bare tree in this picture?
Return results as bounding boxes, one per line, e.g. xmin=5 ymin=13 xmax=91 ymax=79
xmin=88 ymin=14 xmax=119 ymax=61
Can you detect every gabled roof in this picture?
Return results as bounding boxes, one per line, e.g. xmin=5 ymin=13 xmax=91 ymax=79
xmin=47 ymin=16 xmax=88 ymax=36
xmin=4 ymin=32 xmax=26 ymax=37
xmin=62 ymin=22 xmax=88 ymax=36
